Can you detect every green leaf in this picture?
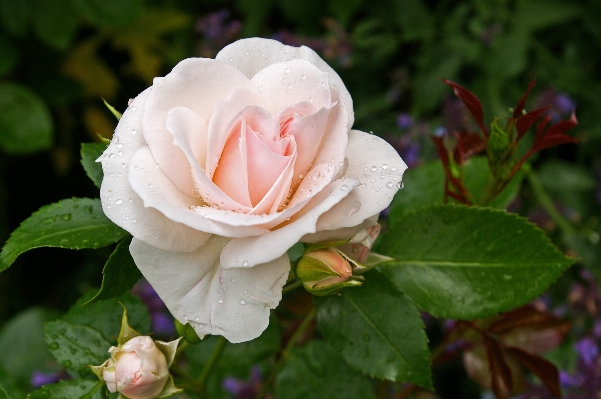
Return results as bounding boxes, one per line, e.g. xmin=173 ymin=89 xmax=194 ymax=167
xmin=44 ymin=320 xmax=111 ymax=371
xmin=388 ymin=160 xmax=444 ymax=223
xmin=0 ymin=308 xmax=60 ymax=394
xmin=463 ymin=157 xmax=524 ymax=208
xmin=388 ymin=158 xmax=522 ymax=226
xmin=315 ymin=270 xmax=432 ymax=387
xmin=274 ymin=340 xmax=377 ymax=399
xmin=74 ymin=0 xmax=142 ymax=28
xmin=0 ymin=198 xmax=127 ymax=272
xmin=87 ymin=237 xmax=142 ymax=303
xmin=27 ymin=380 xmax=104 ymax=399
xmin=0 ymin=0 xmax=29 ymax=36
xmin=64 ymin=291 xmax=150 ymax=341
xmin=0 ymin=82 xmax=53 ymax=154
xmin=0 ymin=367 xmax=24 ymax=399
xmin=31 ymin=0 xmax=78 ymax=50
xmin=80 ymin=143 xmax=107 ymax=189
xmin=376 ymin=205 xmax=574 ymax=319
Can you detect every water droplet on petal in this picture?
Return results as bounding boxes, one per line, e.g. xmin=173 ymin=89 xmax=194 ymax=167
xmin=390 ymin=166 xmax=398 ymax=172
xmin=242 ymin=261 xmax=248 ymax=267
xmin=218 ymin=299 xmax=223 ymax=304
xmin=285 ymin=67 xmax=290 ymax=73
xmin=341 ymin=184 xmax=348 ymax=191
xmin=240 ymin=299 xmax=246 ymax=305
xmin=148 ymin=183 xmax=153 ymax=189
xmin=301 ymin=74 xmax=306 ymax=79
xmin=114 ymin=199 xmax=123 ymax=205
xmin=381 ymin=164 xmax=388 ymax=170
xmin=386 ymin=182 xmax=393 ymax=188
xmin=398 ymin=181 xmax=405 ymax=189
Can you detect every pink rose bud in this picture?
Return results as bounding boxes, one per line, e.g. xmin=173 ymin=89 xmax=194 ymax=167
xmin=100 ymin=336 xmax=169 ymax=399
xmin=295 ymin=247 xmax=362 ymax=296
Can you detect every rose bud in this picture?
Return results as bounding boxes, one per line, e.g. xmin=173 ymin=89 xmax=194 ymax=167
xmin=97 ymin=336 xmax=169 ymax=399
xmin=295 ymin=247 xmax=363 ymax=296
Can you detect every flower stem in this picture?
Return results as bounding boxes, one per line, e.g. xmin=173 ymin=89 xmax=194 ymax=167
xmin=524 ymin=164 xmax=574 ymax=234
xmin=196 ymin=336 xmax=228 ymax=394
xmin=254 ymin=308 xmax=316 ymax=399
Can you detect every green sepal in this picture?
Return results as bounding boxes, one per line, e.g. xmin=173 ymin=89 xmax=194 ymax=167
xmin=302 ymin=277 xmax=363 ymax=297
xmin=154 ymin=337 xmax=181 ymax=367
xmin=117 ymin=303 xmax=140 ymax=346
xmin=157 ymin=375 xmax=183 ymax=398
xmin=102 ymin=98 xmax=122 ymax=120
xmin=174 ymin=320 xmax=202 ymax=344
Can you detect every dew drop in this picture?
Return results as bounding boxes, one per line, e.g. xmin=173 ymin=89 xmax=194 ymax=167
xmin=348 ymin=200 xmax=361 ymax=216
xmin=240 ymin=299 xmax=246 ymax=305
xmin=372 ymin=138 xmax=378 ymax=142
xmin=132 ymin=219 xmax=136 ymax=223
xmin=397 ymin=181 xmax=405 ymax=189
xmin=370 ymin=166 xmax=378 ymax=172
xmin=148 ymin=183 xmax=154 ymax=189
xmin=114 ymin=199 xmax=123 ymax=205
xmin=340 ymin=184 xmax=348 ymax=191
xmin=242 ymin=261 xmax=249 ymax=267
xmin=218 ymin=299 xmax=223 ymax=304
xmin=301 ymin=74 xmax=306 ymax=79
xmin=503 ymin=275 xmax=513 ymax=280
xmin=386 ymin=182 xmax=393 ymax=188
xmin=231 ymin=278 xmax=235 ymax=282
xmin=60 ymin=213 xmax=71 ymax=221
xmin=229 ymin=58 xmax=233 ymax=62
xmin=360 ymin=183 xmax=367 ymax=188
xmin=184 ymin=315 xmax=189 ymax=320
xmin=285 ymin=67 xmax=290 ymax=73
xmin=381 ymin=164 xmax=388 ymax=170
xmin=321 ymin=82 xmax=326 ymax=87
xmin=390 ymin=166 xmax=398 ymax=172
xmin=121 ymin=163 xmax=125 ymax=168
xmin=195 ymin=316 xmax=200 ymax=322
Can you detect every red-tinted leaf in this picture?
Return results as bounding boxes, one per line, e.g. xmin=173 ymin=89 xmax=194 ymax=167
xmin=431 ymin=135 xmax=449 ymax=165
xmin=516 ymin=107 xmax=549 ymax=141
xmin=489 ymin=306 xmax=558 ymax=334
xmin=442 ymin=79 xmax=488 ymax=136
xmin=463 ymin=347 xmax=493 ymax=390
xmin=485 ymin=337 xmax=512 ymax=399
xmin=506 ymin=347 xmax=561 ymax=398
xmin=513 ymin=78 xmax=537 ymax=118
xmin=542 ymin=111 xmax=578 ymax=140
xmin=531 ymin=134 xmax=579 ymax=154
xmin=535 ymin=115 xmax=552 ymax=142
xmin=455 ymin=132 xmax=487 ymax=163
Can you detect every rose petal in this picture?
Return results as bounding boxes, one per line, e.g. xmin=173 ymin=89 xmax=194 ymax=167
xmin=309 ymin=87 xmax=349 ymax=178
xmin=129 ymin=146 xmax=269 ymax=238
xmin=206 ymin=87 xmax=265 ymax=177
xmin=143 ymin=58 xmax=256 ymax=197
xmin=282 ymin=106 xmax=330 ymax=190
xmin=165 ymin=107 xmax=208 ymax=174
xmin=99 ymin=88 xmax=211 ymax=252
xmin=301 ymin=214 xmax=379 ymax=243
xmin=251 ymin=59 xmax=331 ymax=118
xmin=315 ymin=130 xmax=407 ymax=232
xmin=130 ymin=237 xmax=290 ymax=343
xmin=212 ymin=118 xmax=252 ymax=207
xmin=216 ymin=37 xmax=354 ymax=129
xmin=188 ymin=161 xmax=336 ymax=230
xmin=220 ymin=177 xmax=359 ymax=269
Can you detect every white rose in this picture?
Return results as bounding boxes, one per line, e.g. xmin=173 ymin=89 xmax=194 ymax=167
xmin=99 ymin=37 xmax=407 ymax=343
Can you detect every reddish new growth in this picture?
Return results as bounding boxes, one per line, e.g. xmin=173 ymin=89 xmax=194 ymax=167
xmin=433 ymin=78 xmax=579 ymax=206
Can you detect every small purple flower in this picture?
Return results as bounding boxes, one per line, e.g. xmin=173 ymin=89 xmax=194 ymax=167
xmin=223 ymin=366 xmax=262 ymax=399
xmin=434 ymin=126 xmax=447 ymax=137
xmin=575 ymin=337 xmax=598 ymax=367
xmin=396 ymin=113 xmax=413 ymax=130
xmin=555 ymin=93 xmax=575 ymax=114
xmin=30 ymin=370 xmax=66 ymax=388
xmin=132 ymin=280 xmax=175 ymax=337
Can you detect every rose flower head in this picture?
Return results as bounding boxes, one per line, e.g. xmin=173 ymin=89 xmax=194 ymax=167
xmin=92 ymin=307 xmax=180 ymax=399
xmin=98 ymin=37 xmax=407 ymax=343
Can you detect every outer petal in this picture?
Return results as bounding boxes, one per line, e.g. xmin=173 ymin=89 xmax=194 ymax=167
xmin=99 ymin=88 xmax=210 ymax=252
xmin=130 ymin=237 xmax=290 ymax=343
xmin=129 ymin=147 xmax=269 ymax=238
xmin=142 ymin=58 xmax=256 ymax=197
xmin=216 ymin=37 xmax=354 ymax=129
xmin=220 ymin=177 xmax=359 ymax=269
xmin=315 ymin=130 xmax=407 ymax=232
xmin=250 ymin=59 xmax=331 ymax=118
